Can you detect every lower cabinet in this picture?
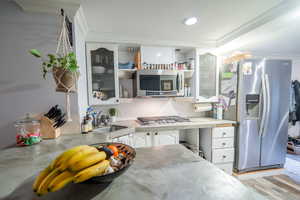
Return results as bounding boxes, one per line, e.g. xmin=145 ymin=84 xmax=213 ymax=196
xmin=152 ymin=131 xmax=179 ymax=147
xmin=112 ymin=130 xmax=179 ymax=148
xmin=132 ymin=132 xmax=152 ymax=148
xmin=199 ymin=127 xmax=235 ymax=175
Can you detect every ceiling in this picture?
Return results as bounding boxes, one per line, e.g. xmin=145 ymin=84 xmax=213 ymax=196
xmin=81 ymin=0 xmax=283 ymax=46
xmin=217 ymin=5 xmax=300 ymax=56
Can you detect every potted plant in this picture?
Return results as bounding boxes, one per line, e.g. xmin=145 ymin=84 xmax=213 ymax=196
xmin=29 ymin=49 xmax=79 ymax=92
xmin=108 ymin=108 xmax=117 ymax=122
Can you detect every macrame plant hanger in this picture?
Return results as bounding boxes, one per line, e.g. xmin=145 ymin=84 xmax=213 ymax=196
xmin=55 ymin=9 xmax=76 ymax=122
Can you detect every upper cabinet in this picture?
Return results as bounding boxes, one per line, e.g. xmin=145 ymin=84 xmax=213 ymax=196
xmin=86 ymin=43 xmax=119 ymax=105
xmin=195 ymin=51 xmax=219 ymax=102
xmin=141 ymin=46 xmax=175 ymax=64
xmin=85 ymin=43 xmax=219 ymax=104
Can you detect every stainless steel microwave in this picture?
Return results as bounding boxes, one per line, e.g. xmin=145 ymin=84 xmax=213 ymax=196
xmin=137 ymin=70 xmax=184 ymax=97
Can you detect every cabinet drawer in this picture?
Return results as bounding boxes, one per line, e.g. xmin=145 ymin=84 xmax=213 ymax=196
xmin=216 ymin=163 xmax=233 ymax=174
xmin=212 ymin=127 xmax=234 ymax=138
xmin=212 ymin=138 xmax=234 ymax=149
xmin=212 ymin=148 xmax=234 ymax=163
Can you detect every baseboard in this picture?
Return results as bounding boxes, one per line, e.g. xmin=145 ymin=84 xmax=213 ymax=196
xmin=233 ymin=168 xmax=285 ymax=180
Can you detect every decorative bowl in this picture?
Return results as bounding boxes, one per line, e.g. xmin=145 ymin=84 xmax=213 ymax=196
xmin=85 ymin=142 xmax=136 ymax=183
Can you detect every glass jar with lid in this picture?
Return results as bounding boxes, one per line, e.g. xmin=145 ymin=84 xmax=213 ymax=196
xmin=14 ymin=113 xmax=41 ymax=146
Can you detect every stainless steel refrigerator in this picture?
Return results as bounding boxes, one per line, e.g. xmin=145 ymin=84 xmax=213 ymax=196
xmin=221 ymin=58 xmax=292 ymax=172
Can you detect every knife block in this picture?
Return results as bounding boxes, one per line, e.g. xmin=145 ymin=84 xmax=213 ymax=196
xmin=40 ymin=116 xmax=61 ymax=139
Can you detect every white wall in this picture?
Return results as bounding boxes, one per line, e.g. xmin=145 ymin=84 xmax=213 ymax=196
xmin=0 ymin=1 xmax=79 ymax=149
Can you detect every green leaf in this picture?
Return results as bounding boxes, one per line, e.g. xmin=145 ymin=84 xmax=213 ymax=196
xmin=29 ymin=49 xmax=41 ymax=58
xmin=47 ymin=54 xmax=56 ymax=63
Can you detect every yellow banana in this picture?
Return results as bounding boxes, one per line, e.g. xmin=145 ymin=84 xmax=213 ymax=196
xmin=32 ymin=165 xmax=52 ymax=192
xmin=70 ymin=151 xmax=106 ymax=172
xmin=53 ymin=145 xmax=91 ymax=169
xmin=59 ymin=146 xmax=99 ymax=171
xmin=36 ymin=168 xmax=60 ymax=196
xmin=73 ymin=160 xmax=110 ymax=183
xmin=48 ymin=171 xmax=74 ymax=192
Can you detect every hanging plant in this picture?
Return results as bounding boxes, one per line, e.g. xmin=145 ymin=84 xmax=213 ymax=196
xmin=29 ymin=50 xmax=79 ymax=79
xmin=29 ymin=10 xmax=78 ymax=122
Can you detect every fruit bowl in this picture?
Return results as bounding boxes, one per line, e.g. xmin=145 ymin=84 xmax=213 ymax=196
xmin=86 ymin=142 xmax=136 ymax=183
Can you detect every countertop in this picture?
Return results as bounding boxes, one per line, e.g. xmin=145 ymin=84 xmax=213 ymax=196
xmin=113 ymin=117 xmax=236 ymax=133
xmin=0 ymin=134 xmax=266 ymax=200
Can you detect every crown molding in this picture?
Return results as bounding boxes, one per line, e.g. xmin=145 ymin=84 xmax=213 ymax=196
xmin=14 ymin=0 xmax=81 ymax=17
xmin=86 ymin=31 xmax=217 ymax=48
xmin=216 ymin=0 xmax=300 ymax=47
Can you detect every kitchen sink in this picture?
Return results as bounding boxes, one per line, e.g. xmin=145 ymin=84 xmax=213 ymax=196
xmin=93 ymin=125 xmax=128 ymax=134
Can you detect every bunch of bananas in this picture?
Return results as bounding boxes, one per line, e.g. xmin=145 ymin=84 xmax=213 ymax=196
xmin=33 ymin=145 xmax=110 ymax=196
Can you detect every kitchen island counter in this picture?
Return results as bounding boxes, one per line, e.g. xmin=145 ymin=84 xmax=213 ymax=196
xmin=0 ymin=135 xmax=265 ymax=200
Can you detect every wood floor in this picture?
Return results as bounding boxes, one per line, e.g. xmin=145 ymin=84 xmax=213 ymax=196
xmin=242 ymin=175 xmax=300 ymax=200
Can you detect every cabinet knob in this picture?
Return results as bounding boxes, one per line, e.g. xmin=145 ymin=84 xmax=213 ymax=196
xmin=116 ymin=99 xmax=119 ymax=103
xmin=155 ymin=132 xmax=158 ymax=135
xmin=222 ymin=142 xmax=226 ymax=146
xmin=222 ymin=155 xmax=227 ymax=159
xmin=146 ymin=133 xmax=150 ymax=136
xmin=222 ymin=132 xmax=226 ymax=136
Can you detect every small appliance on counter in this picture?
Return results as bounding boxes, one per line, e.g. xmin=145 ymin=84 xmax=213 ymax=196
xmin=14 ymin=113 xmax=41 ymax=146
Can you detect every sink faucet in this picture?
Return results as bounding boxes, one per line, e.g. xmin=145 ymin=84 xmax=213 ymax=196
xmin=95 ymin=111 xmax=102 ymax=127
xmin=100 ymin=115 xmax=110 ymax=126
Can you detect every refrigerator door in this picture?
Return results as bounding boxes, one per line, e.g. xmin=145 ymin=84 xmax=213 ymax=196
xmin=235 ymin=59 xmax=264 ymax=171
xmin=260 ymin=60 xmax=291 ymax=167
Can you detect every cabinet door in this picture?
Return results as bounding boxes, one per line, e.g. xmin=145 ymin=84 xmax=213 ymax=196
xmin=133 ymin=132 xmax=152 ymax=148
xmin=196 ymin=52 xmax=218 ymax=102
xmin=86 ymin=43 xmax=119 ymax=105
xmin=141 ymin=46 xmax=175 ymax=64
xmin=112 ymin=135 xmax=132 ymax=146
xmin=153 ymin=131 xmax=179 ymax=147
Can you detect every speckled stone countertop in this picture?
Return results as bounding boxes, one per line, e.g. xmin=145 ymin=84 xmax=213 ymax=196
xmin=114 ymin=117 xmax=236 ymax=132
xmin=0 ymin=135 xmax=266 ymax=200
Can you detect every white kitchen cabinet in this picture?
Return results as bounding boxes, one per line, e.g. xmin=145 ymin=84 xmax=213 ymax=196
xmin=86 ymin=43 xmax=119 ymax=105
xmin=199 ymin=127 xmax=235 ymax=174
xmin=141 ymin=46 xmax=175 ymax=65
xmin=131 ymin=130 xmax=179 ymax=148
xmin=152 ymin=130 xmax=179 ymax=147
xmin=132 ymin=132 xmax=152 ymax=148
xmin=195 ymin=51 xmax=219 ymax=103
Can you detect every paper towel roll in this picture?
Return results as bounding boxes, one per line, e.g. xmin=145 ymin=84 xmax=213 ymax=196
xmin=193 ymin=103 xmax=212 ymax=112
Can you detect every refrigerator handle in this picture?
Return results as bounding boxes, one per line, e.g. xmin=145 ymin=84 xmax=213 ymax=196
xmin=262 ymin=74 xmax=271 ymax=137
xmin=259 ymin=75 xmax=267 ymax=137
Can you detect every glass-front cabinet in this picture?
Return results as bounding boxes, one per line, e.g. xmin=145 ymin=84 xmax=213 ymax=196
xmin=195 ymin=52 xmax=218 ymax=102
xmin=86 ymin=43 xmax=119 ymax=105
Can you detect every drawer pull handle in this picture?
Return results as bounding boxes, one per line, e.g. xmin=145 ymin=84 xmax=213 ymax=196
xmin=222 ymin=142 xmax=226 ymax=146
xmin=222 ymin=155 xmax=227 ymax=159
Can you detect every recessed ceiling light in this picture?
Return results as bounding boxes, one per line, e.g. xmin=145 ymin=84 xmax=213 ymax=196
xmin=184 ymin=17 xmax=198 ymax=26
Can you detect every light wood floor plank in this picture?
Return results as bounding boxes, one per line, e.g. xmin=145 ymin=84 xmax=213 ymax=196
xmin=241 ymin=175 xmax=300 ymax=200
